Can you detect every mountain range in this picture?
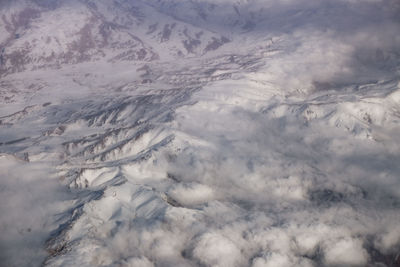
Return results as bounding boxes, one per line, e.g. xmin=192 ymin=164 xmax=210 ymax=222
xmin=1 ymin=1 xmax=400 ymax=266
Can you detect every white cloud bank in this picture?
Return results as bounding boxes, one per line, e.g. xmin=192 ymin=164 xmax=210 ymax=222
xmin=0 ymin=155 xmax=72 ymax=267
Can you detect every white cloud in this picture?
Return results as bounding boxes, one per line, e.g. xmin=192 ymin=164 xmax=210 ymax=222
xmin=193 ymin=232 xmax=243 ymax=267
xmin=323 ymin=238 xmax=369 ymax=266
xmin=0 ymin=155 xmax=71 ymax=266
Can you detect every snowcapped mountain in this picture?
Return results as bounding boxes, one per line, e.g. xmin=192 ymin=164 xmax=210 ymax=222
xmin=0 ymin=0 xmax=235 ymax=77
xmin=1 ymin=0 xmax=400 ymax=267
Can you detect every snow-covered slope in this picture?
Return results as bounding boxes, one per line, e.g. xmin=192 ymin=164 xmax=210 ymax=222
xmin=0 ymin=0 xmax=232 ymax=77
xmin=1 ymin=0 xmax=400 ymax=267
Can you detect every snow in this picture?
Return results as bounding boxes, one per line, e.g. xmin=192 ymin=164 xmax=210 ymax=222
xmin=0 ymin=0 xmax=400 ymax=266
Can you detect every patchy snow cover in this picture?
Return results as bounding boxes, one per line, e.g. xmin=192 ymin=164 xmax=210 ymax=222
xmin=1 ymin=0 xmax=400 ymax=266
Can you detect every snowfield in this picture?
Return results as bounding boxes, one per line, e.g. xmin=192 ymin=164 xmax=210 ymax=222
xmin=1 ymin=0 xmax=400 ymax=266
